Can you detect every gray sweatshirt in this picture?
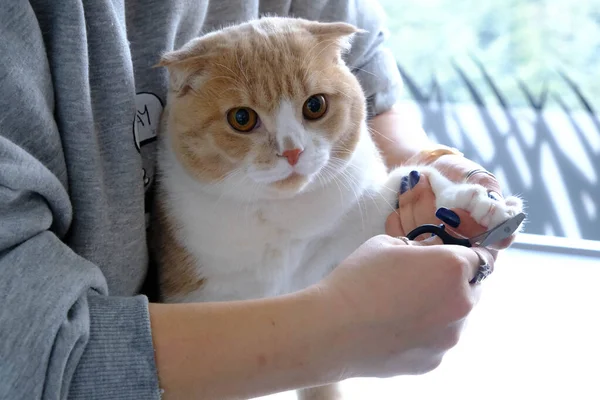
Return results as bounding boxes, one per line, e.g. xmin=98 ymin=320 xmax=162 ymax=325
xmin=0 ymin=1 xmax=402 ymax=398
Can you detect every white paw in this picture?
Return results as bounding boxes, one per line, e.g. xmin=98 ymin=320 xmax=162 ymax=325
xmin=397 ymin=165 xmax=525 ymax=230
xmin=436 ymin=183 xmax=524 ymax=229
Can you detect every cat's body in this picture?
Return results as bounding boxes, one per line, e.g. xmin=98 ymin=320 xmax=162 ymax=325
xmin=152 ymin=16 xmax=523 ymax=399
xmin=157 ymin=113 xmax=392 ymax=303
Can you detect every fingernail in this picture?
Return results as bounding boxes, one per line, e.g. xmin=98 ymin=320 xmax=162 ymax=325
xmin=409 ymin=170 xmax=420 ymax=189
xmin=436 ymin=207 xmax=461 ymax=228
xmin=488 ymin=191 xmax=501 ymax=201
xmin=400 ymin=176 xmax=409 ymax=194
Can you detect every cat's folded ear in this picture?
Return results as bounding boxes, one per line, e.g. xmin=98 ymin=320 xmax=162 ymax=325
xmin=154 ymin=37 xmax=213 ymax=94
xmin=302 ymin=20 xmax=366 ymax=54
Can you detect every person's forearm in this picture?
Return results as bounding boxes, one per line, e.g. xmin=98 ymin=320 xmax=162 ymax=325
xmin=149 ymin=289 xmax=343 ymax=400
xmin=368 ymin=103 xmax=435 ymax=168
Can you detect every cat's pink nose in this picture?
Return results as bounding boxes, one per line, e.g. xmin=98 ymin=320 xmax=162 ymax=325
xmin=282 ymin=148 xmax=303 ymax=166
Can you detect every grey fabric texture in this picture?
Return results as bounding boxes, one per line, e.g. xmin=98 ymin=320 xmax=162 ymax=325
xmin=0 ymin=0 xmax=402 ymax=398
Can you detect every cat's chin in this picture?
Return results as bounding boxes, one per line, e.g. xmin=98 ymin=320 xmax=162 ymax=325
xmin=266 ymin=172 xmax=311 ymax=198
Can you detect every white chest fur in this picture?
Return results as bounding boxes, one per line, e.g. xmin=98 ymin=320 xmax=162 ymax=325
xmin=157 ymin=128 xmax=394 ymax=303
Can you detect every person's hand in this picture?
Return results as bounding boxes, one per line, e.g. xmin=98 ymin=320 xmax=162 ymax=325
xmin=313 ymin=234 xmax=493 ymax=379
xmin=431 ymin=154 xmax=503 ymax=198
xmin=385 ymin=163 xmax=515 ymax=251
xmin=430 ymin=154 xmax=517 ymax=250
xmin=148 ymin=233 xmax=494 ymax=399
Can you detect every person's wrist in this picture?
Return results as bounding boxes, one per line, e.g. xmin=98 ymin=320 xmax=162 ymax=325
xmin=404 ymin=144 xmax=464 ymax=166
xmin=432 ymin=153 xmax=503 ymax=195
xmin=292 ymin=285 xmax=353 ymax=382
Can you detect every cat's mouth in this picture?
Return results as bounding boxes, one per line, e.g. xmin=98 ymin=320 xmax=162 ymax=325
xmin=270 ymin=172 xmax=307 ymax=191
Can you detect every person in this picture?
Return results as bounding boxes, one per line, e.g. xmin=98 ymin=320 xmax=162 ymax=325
xmin=0 ymin=1 xmax=510 ymax=399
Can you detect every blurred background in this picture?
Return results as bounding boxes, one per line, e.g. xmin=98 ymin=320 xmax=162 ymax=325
xmin=378 ymin=0 xmax=600 ymax=241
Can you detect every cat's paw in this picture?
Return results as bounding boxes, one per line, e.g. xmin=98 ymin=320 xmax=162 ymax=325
xmin=394 ymin=165 xmax=525 ymax=230
xmin=435 ymin=182 xmax=524 ymax=229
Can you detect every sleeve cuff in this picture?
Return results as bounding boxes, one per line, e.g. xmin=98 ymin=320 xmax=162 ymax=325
xmin=68 ymin=293 xmax=161 ymax=400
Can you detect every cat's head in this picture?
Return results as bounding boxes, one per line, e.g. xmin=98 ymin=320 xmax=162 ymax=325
xmin=158 ymin=17 xmax=367 ymax=200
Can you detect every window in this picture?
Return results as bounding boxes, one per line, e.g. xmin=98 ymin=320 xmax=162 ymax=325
xmin=380 ymin=0 xmax=600 ymax=241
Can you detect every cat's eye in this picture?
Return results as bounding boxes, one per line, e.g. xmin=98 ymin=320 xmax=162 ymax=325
xmin=227 ymin=107 xmax=259 ymax=133
xmin=302 ymin=94 xmax=328 ymax=120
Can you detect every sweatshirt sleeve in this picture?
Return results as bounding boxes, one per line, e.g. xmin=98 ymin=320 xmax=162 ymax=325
xmin=290 ymin=0 xmax=404 ymax=118
xmin=0 ymin=4 xmax=160 ymax=400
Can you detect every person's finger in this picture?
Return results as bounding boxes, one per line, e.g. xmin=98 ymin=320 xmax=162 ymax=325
xmin=400 ymin=175 xmax=430 ymax=240
xmin=467 ymin=173 xmax=503 ymax=200
xmin=398 ymin=170 xmax=502 ymax=241
xmin=394 ymin=236 xmax=497 ymax=290
xmin=385 ymin=210 xmax=404 ymax=237
xmin=386 ymin=233 xmax=444 ymax=247
xmin=432 ymin=155 xmax=503 ymax=199
xmin=397 ymin=170 xmax=432 ymax=205
xmin=386 ymin=167 xmax=516 ymax=250
xmin=451 ymin=245 xmax=496 ymax=285
xmin=471 ymin=246 xmax=498 ymax=269
xmin=389 ymin=201 xmax=493 ymax=246
xmin=386 ymin=172 xmax=436 ymax=238
xmin=397 ymin=172 xmax=438 ymax=240
xmin=440 ymin=208 xmax=515 ymax=252
xmin=440 ymin=209 xmax=486 ymax=239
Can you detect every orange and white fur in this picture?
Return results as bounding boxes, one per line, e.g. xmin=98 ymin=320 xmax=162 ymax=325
xmin=152 ymin=17 xmax=523 ymax=399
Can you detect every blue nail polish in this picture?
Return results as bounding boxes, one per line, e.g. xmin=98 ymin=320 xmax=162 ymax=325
xmin=488 ymin=191 xmax=500 ymax=201
xmin=409 ymin=170 xmax=420 ymax=189
xmin=400 ymin=176 xmax=409 ymax=194
xmin=435 ymin=207 xmax=461 ymax=228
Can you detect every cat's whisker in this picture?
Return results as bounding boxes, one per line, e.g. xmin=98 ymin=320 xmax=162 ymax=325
xmin=233 ymin=52 xmax=251 ymax=86
xmin=330 ymin=149 xmax=354 ymax=157
xmin=320 ymin=162 xmax=366 ymax=230
xmin=368 ymin=126 xmax=395 ymax=143
xmin=371 ymin=185 xmax=400 ymax=216
xmin=321 ymin=165 xmax=348 ymax=190
xmin=210 ymin=169 xmax=247 ymax=213
xmin=301 ymin=40 xmax=331 ymax=83
xmin=327 ymin=156 xmax=396 ymax=221
xmin=314 ymin=168 xmax=327 ymax=190
xmin=213 ymin=62 xmax=247 ymax=85
xmin=377 ymin=184 xmax=399 ymax=194
xmin=330 ymin=86 xmax=353 ymax=100
xmin=364 ymin=189 xmax=383 ymax=215
xmin=200 ymin=74 xmax=244 ymax=88
xmin=328 ymin=157 xmax=361 ymax=174
xmin=351 ymin=67 xmax=380 ymax=79
xmin=218 ymin=87 xmax=246 ymax=96
xmin=335 ymin=167 xmax=366 ymax=230
xmin=333 ymin=85 xmax=357 ymax=100
xmin=319 ymin=166 xmax=346 ymax=206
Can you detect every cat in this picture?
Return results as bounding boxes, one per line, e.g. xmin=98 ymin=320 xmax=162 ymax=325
xmin=151 ymin=16 xmax=524 ymax=400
